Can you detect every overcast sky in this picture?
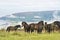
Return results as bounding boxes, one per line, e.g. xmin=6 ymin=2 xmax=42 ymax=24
xmin=0 ymin=0 xmax=60 ymax=17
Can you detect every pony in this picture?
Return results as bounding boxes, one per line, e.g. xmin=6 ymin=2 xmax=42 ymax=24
xmin=6 ymin=25 xmax=21 ymax=32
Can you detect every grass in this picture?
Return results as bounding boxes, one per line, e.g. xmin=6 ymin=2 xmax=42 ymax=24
xmin=0 ymin=31 xmax=60 ymax=40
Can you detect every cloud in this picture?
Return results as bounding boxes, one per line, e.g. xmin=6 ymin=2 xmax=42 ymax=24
xmin=52 ymin=10 xmax=60 ymax=21
xmin=46 ymin=10 xmax=60 ymax=24
xmin=0 ymin=20 xmax=6 ymax=25
xmin=43 ymin=10 xmax=60 ymax=24
xmin=34 ymin=16 xmax=41 ymax=19
xmin=6 ymin=15 xmax=16 ymax=18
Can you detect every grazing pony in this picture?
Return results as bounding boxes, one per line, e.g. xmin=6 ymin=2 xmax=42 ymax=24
xmin=6 ymin=25 xmax=21 ymax=32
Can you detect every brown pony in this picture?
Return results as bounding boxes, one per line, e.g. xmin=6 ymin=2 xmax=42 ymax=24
xmin=45 ymin=22 xmax=55 ymax=33
xmin=30 ymin=21 xmax=44 ymax=33
xmin=22 ymin=22 xmax=30 ymax=33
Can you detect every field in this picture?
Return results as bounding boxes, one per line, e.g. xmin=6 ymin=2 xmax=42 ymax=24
xmin=0 ymin=31 xmax=60 ymax=40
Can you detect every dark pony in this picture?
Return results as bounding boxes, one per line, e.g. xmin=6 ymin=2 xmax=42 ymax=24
xmin=22 ymin=22 xmax=30 ymax=32
xmin=6 ymin=25 xmax=21 ymax=32
xmin=53 ymin=21 xmax=60 ymax=32
xmin=45 ymin=22 xmax=55 ymax=33
xmin=30 ymin=21 xmax=44 ymax=33
xmin=37 ymin=21 xmax=44 ymax=33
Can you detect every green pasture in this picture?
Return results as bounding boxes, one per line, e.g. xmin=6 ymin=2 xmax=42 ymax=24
xmin=0 ymin=31 xmax=60 ymax=40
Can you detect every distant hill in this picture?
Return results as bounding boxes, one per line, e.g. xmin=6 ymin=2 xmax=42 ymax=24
xmin=0 ymin=11 xmax=55 ymax=22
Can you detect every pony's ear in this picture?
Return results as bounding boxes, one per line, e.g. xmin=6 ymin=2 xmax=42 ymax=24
xmin=22 ymin=22 xmax=25 ymax=24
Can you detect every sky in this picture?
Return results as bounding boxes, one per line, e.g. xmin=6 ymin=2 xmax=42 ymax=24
xmin=0 ymin=0 xmax=60 ymax=17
